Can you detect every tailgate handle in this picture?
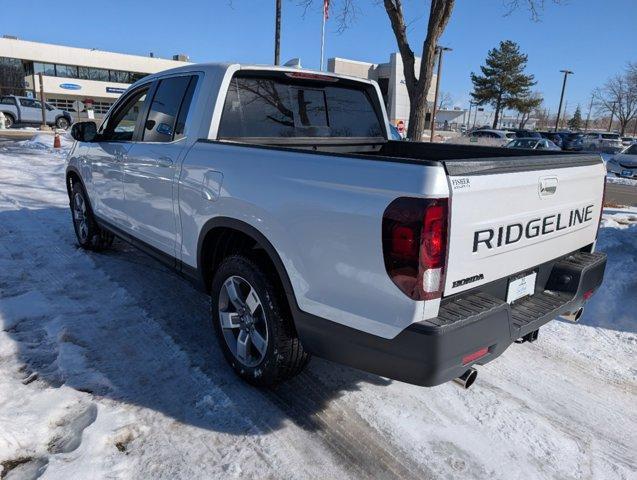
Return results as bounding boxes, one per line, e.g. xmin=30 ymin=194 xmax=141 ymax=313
xmin=539 ymin=176 xmax=558 ymax=197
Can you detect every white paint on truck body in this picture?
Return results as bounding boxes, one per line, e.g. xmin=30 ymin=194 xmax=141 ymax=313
xmin=444 ymin=163 xmax=606 ymax=295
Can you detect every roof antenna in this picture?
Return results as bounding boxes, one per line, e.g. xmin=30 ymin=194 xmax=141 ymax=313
xmin=283 ymin=58 xmax=302 ymax=68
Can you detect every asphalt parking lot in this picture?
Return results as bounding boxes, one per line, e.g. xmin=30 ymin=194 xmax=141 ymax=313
xmin=606 ymin=181 xmax=637 ymax=206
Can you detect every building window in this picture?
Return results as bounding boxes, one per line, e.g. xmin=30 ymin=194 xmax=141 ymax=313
xmin=33 ymin=62 xmax=56 ymax=76
xmin=78 ymin=67 xmax=110 ymax=82
xmin=0 ymin=57 xmax=27 ymax=95
xmin=109 ymin=70 xmax=130 ymax=83
xmin=130 ymin=72 xmax=147 ymax=83
xmin=55 ymin=64 xmax=79 ymax=79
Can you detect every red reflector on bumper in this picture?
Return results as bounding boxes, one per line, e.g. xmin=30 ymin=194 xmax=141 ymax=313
xmin=462 ymin=347 xmax=489 ymax=365
xmin=583 ymin=289 xmax=594 ymax=301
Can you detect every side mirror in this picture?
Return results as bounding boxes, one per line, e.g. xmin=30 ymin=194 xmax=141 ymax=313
xmin=71 ymin=121 xmax=97 ymax=142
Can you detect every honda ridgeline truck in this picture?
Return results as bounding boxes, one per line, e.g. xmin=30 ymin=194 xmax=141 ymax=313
xmin=65 ymin=64 xmax=607 ymax=388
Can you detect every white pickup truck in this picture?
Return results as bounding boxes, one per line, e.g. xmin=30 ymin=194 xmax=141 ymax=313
xmin=1 ymin=95 xmax=72 ymax=129
xmin=66 ymin=63 xmax=607 ymax=389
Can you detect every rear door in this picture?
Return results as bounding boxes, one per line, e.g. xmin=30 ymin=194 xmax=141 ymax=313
xmin=443 ymin=155 xmax=606 ymax=297
xmin=123 ymin=74 xmax=199 ymax=256
xmin=18 ymin=98 xmax=42 ymax=123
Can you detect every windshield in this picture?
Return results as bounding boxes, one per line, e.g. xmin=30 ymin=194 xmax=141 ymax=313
xmin=602 ymin=133 xmax=620 ymax=140
xmin=218 ymin=74 xmax=384 ymax=140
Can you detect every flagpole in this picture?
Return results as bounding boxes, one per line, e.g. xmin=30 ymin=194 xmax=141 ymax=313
xmin=320 ymin=9 xmax=326 ymax=70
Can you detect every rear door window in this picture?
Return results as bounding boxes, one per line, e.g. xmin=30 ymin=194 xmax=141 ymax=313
xmin=143 ymin=75 xmax=198 ymax=142
xmin=218 ymin=74 xmax=383 ymax=140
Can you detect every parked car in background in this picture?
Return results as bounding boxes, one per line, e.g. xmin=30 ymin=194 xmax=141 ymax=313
xmin=539 ymin=131 xmax=564 ymax=149
xmin=561 ymin=133 xmax=585 ymax=152
xmin=0 ymin=95 xmax=72 ymax=129
xmin=469 ymin=129 xmax=516 ymax=146
xmin=583 ymin=132 xmax=623 ymax=153
xmin=621 ymin=136 xmax=636 ymax=147
xmin=510 ymin=129 xmax=542 ymax=139
xmin=606 ymin=143 xmax=637 ymax=178
xmin=505 ymin=138 xmax=561 ymax=151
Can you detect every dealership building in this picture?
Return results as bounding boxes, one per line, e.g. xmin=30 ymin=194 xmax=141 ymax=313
xmin=328 ymin=54 xmax=466 ymax=130
xmin=0 ymin=36 xmax=189 ymax=117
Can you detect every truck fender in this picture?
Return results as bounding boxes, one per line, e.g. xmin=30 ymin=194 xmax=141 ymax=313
xmin=196 ymin=216 xmax=300 ymax=312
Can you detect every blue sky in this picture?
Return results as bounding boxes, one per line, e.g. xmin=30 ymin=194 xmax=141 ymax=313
xmin=3 ymin=0 xmax=635 ymax=117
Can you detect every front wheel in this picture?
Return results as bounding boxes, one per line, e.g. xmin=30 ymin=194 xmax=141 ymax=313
xmin=211 ymin=255 xmax=309 ymax=386
xmin=70 ymin=181 xmax=113 ymax=250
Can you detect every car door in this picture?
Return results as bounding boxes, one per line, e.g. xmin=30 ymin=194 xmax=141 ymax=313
xmin=85 ymin=85 xmax=151 ymax=228
xmin=122 ymin=74 xmax=199 ymax=257
xmin=18 ymin=98 xmax=43 ymax=123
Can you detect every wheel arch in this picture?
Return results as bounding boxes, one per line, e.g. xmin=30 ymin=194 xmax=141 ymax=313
xmin=197 ymin=217 xmax=300 ymax=317
xmin=65 ymin=166 xmax=84 ymax=200
xmin=65 ymin=167 xmax=96 ymax=217
xmin=1 ymin=111 xmax=15 ymax=123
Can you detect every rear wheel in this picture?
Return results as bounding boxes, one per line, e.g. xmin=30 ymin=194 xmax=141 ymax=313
xmin=211 ymin=255 xmax=309 ymax=386
xmin=70 ymin=181 xmax=113 ymax=250
xmin=56 ymin=116 xmax=70 ymax=130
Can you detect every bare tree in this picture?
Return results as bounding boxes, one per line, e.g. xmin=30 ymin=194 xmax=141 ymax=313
xmin=437 ymin=91 xmax=453 ymax=110
xmin=510 ymin=92 xmax=543 ymax=129
xmin=593 ymin=63 xmax=637 ymax=135
xmin=298 ymin=0 xmax=556 ymax=141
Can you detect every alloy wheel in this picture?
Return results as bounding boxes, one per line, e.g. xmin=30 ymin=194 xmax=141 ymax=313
xmin=218 ymin=275 xmax=269 ymax=367
xmin=72 ymin=192 xmax=89 ymax=242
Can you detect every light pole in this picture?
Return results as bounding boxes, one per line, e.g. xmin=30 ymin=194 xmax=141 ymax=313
xmin=554 ymin=69 xmax=573 ymax=132
xmin=429 ymin=46 xmax=452 ymax=142
xmin=274 ymin=0 xmax=282 ymax=65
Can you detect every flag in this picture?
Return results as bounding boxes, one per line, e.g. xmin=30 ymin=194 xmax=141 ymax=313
xmin=323 ymin=0 xmax=330 ymax=20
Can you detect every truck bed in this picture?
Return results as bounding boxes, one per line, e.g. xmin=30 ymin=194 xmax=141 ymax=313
xmin=376 ymin=141 xmax=603 ymax=175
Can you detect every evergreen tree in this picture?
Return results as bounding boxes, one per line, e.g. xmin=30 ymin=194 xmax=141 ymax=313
xmin=567 ymin=105 xmax=583 ymax=131
xmin=470 ymin=40 xmax=536 ymax=129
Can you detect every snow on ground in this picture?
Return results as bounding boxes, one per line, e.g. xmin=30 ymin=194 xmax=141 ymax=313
xmin=0 ymin=139 xmax=635 ymax=480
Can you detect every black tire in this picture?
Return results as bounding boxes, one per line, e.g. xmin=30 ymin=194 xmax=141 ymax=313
xmin=211 ymin=254 xmax=309 ymax=386
xmin=69 ymin=181 xmax=114 ymax=250
xmin=3 ymin=113 xmax=14 ymax=129
xmin=55 ymin=116 xmax=70 ymax=130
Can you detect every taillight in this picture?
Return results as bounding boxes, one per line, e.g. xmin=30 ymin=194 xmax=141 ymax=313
xmin=382 ymin=197 xmax=449 ymax=300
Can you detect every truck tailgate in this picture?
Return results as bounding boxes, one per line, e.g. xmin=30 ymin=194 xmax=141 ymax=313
xmin=443 ymin=154 xmax=605 ymax=296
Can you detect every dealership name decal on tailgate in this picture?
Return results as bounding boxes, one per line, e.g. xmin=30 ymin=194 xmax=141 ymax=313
xmin=473 ymin=204 xmax=595 ymax=252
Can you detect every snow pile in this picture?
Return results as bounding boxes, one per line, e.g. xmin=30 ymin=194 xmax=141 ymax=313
xmin=15 ymin=132 xmax=74 ymax=153
xmin=0 ymin=142 xmax=635 ymax=479
xmin=606 ymin=175 xmax=637 ymax=186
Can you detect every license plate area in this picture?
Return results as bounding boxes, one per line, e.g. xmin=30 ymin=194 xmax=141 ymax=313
xmin=506 ymin=270 xmax=537 ymax=304
xmin=621 ymin=169 xmax=633 ymax=177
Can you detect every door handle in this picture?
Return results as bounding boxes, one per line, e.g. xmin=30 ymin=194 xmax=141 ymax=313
xmin=157 ymin=156 xmax=174 ymax=167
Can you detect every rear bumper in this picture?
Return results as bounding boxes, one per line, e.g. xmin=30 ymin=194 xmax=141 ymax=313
xmin=296 ymin=251 xmax=607 ymax=387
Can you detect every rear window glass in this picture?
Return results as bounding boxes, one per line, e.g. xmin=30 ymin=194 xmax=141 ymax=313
xmin=218 ymin=75 xmax=383 ymax=139
xmin=602 ymin=133 xmax=620 ymax=139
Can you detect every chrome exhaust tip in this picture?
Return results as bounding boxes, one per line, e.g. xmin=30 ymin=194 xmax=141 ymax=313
xmin=453 ymin=367 xmax=477 ymax=389
xmin=560 ymin=307 xmax=584 ymax=323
